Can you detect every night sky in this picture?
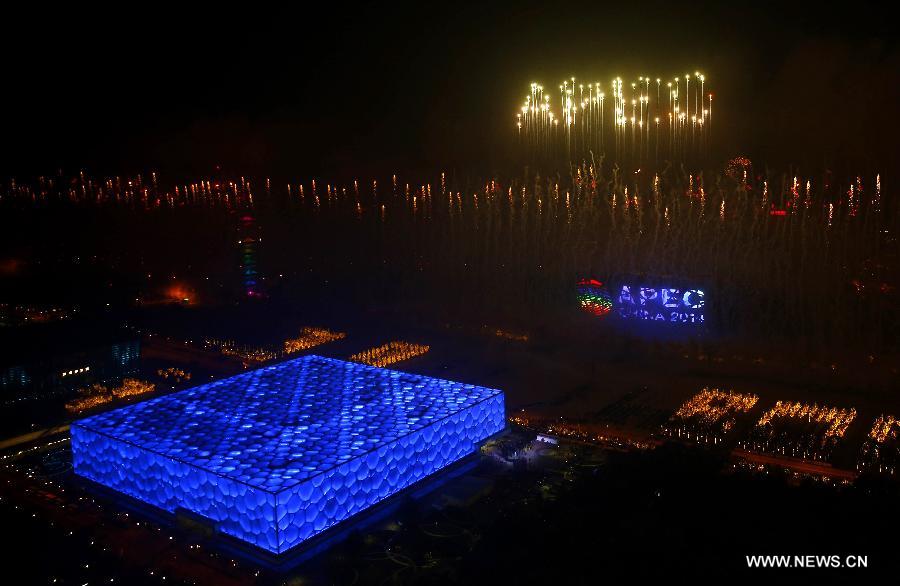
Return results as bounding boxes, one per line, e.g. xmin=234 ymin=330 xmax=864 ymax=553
xmin=2 ymin=1 xmax=897 ymax=179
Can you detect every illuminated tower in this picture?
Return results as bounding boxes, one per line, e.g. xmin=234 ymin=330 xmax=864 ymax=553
xmin=237 ymin=213 xmax=262 ymax=298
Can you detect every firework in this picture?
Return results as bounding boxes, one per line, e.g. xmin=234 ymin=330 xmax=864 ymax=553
xmin=349 ymin=341 xmax=430 ymax=368
xmin=518 ymin=72 xmax=713 ymax=167
xmin=283 ymin=327 xmax=347 ymax=354
xmin=2 ymin=165 xmax=890 ymax=355
xmin=858 ymin=415 xmax=900 ymax=475
xmin=662 ymin=388 xmax=759 ymax=444
xmin=65 ymin=379 xmax=155 ymax=413
xmin=742 ymin=400 xmax=856 ymax=462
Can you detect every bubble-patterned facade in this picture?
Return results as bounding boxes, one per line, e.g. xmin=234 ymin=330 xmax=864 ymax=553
xmin=71 ymin=355 xmax=505 ymax=553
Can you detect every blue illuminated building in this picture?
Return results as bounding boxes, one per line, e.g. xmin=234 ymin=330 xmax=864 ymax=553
xmin=616 ymin=285 xmax=706 ymax=324
xmin=71 ymin=355 xmax=505 ymax=554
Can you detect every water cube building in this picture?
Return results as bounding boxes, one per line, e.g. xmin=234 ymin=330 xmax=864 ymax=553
xmin=71 ymin=355 xmax=505 ymax=553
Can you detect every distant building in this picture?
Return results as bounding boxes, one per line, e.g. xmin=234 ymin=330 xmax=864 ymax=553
xmin=1 ymin=339 xmax=141 ymax=405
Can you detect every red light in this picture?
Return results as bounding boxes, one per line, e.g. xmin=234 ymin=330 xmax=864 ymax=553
xmin=577 ymin=278 xmax=604 ymax=287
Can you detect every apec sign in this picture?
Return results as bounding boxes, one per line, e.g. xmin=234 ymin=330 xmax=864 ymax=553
xmin=616 ymin=286 xmax=706 ymax=324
